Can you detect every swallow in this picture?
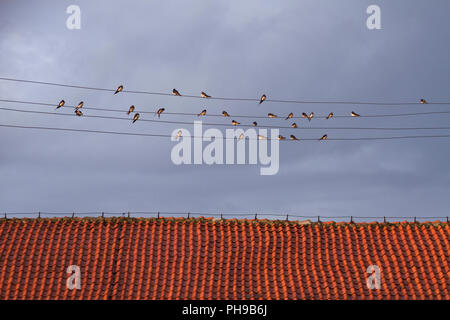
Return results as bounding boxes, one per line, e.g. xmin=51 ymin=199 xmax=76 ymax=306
xmin=259 ymin=94 xmax=266 ymax=104
xmin=291 ymin=123 xmax=298 ymax=128
xmin=420 ymin=99 xmax=427 ymax=104
xmin=252 ymin=121 xmax=258 ymax=126
xmin=175 ymin=130 xmax=182 ymax=140
xmin=351 ymin=111 xmax=360 ymax=117
xmin=308 ymin=112 xmax=314 ymax=121
xmin=173 ymin=88 xmax=181 ymax=96
xmin=156 ymin=108 xmax=165 ymax=118
xmin=238 ymin=133 xmax=244 ymax=140
xmin=290 ymin=134 xmax=299 ymax=141
xmin=278 ymin=135 xmax=286 ymax=140
xmin=302 ymin=112 xmax=308 ymax=119
xmin=268 ymin=113 xmax=277 ymax=118
xmin=198 ymin=109 xmax=207 ymax=116
xmin=326 ymin=112 xmax=333 ymax=119
xmin=56 ymin=100 xmax=65 ymax=109
xmin=201 ymin=91 xmax=211 ymax=98
xmin=127 ymin=105 xmax=135 ymax=115
xmin=285 ymin=112 xmax=293 ymax=120
xmin=74 ymin=109 xmax=83 ymax=117
xmin=222 ymin=111 xmax=230 ymax=117
xmin=232 ymin=120 xmax=240 ymax=126
xmin=114 ymin=85 xmax=123 ymax=94
xmin=76 ymin=101 xmax=84 ymax=110
xmin=132 ymin=113 xmax=140 ymax=123
xmin=258 ymin=135 xmax=267 ymax=140
xmin=319 ymin=134 xmax=328 ymax=141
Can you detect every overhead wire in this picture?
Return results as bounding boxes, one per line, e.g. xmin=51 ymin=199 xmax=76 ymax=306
xmin=1 ymin=98 xmax=450 ymax=119
xmin=2 ymin=105 xmax=450 ymax=131
xmin=1 ymin=123 xmax=450 ymax=141
xmin=1 ymin=76 xmax=450 ymax=105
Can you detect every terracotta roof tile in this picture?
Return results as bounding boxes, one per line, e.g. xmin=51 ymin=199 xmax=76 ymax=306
xmin=0 ymin=218 xmax=448 ymax=300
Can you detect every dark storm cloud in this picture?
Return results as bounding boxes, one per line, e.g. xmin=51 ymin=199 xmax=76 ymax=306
xmin=0 ymin=0 xmax=449 ymax=220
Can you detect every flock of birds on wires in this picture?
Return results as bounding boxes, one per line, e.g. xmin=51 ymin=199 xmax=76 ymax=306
xmin=52 ymin=84 xmax=431 ymax=142
xmin=0 ymin=76 xmax=445 ymax=142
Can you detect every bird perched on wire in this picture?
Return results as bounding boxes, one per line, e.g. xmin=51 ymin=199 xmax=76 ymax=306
xmin=351 ymin=111 xmax=360 ymax=117
xmin=114 ymin=85 xmax=123 ymax=94
xmin=132 ymin=113 xmax=140 ymax=123
xmin=74 ymin=109 xmax=83 ymax=117
xmin=326 ymin=112 xmax=333 ymax=119
xmin=127 ymin=105 xmax=135 ymax=115
xmin=232 ymin=120 xmax=240 ymax=126
xmin=420 ymin=99 xmax=428 ymax=104
xmin=319 ymin=134 xmax=327 ymax=141
xmin=173 ymin=88 xmax=181 ymax=96
xmin=308 ymin=112 xmax=314 ymax=121
xmin=268 ymin=113 xmax=277 ymax=118
xmin=156 ymin=108 xmax=165 ymax=118
xmin=253 ymin=121 xmax=258 ymax=126
xmin=201 ymin=91 xmax=211 ymax=98
xmin=285 ymin=112 xmax=293 ymax=120
xmin=290 ymin=135 xmax=299 ymax=141
xmin=278 ymin=135 xmax=286 ymax=140
xmin=222 ymin=111 xmax=230 ymax=117
xmin=238 ymin=133 xmax=244 ymax=140
xmin=259 ymin=94 xmax=266 ymax=104
xmin=76 ymin=101 xmax=84 ymax=110
xmin=175 ymin=130 xmax=182 ymax=140
xmin=291 ymin=123 xmax=298 ymax=128
xmin=302 ymin=112 xmax=308 ymax=120
xmin=258 ymin=135 xmax=267 ymax=140
xmin=56 ymin=100 xmax=65 ymax=109
xmin=198 ymin=109 xmax=207 ymax=116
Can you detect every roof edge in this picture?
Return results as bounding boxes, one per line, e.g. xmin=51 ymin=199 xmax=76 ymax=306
xmin=0 ymin=216 xmax=448 ymax=227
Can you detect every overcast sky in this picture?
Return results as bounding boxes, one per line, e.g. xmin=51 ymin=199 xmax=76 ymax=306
xmin=0 ymin=0 xmax=449 ymax=221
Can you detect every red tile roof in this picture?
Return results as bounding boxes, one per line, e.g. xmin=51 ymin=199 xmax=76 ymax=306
xmin=0 ymin=218 xmax=448 ymax=300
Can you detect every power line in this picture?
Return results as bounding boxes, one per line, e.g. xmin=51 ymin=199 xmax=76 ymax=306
xmin=1 ymin=123 xmax=450 ymax=141
xmin=2 ymin=98 xmax=450 ymax=119
xmin=1 ymin=76 xmax=449 ymax=105
xmin=3 ymin=105 xmax=450 ymax=131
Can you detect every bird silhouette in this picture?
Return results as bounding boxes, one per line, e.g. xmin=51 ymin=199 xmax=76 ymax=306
xmin=127 ymin=105 xmax=135 ymax=115
xmin=132 ymin=113 xmax=140 ymax=123
xmin=420 ymin=99 xmax=427 ymax=104
xmin=232 ymin=120 xmax=240 ymax=126
xmin=56 ymin=100 xmax=65 ymax=109
xmin=291 ymin=123 xmax=298 ymax=128
xmin=278 ymin=135 xmax=286 ymax=140
xmin=319 ymin=134 xmax=327 ymax=141
xmin=308 ymin=112 xmax=314 ymax=121
xmin=268 ymin=113 xmax=277 ymax=118
xmin=156 ymin=108 xmax=165 ymax=118
xmin=175 ymin=130 xmax=182 ymax=140
xmin=253 ymin=121 xmax=258 ymax=126
xmin=201 ymin=91 xmax=211 ymax=98
xmin=114 ymin=85 xmax=123 ymax=94
xmin=302 ymin=112 xmax=308 ymax=120
xmin=222 ymin=111 xmax=230 ymax=117
xmin=285 ymin=112 xmax=293 ymax=120
xmin=351 ymin=111 xmax=360 ymax=117
xmin=76 ymin=101 xmax=83 ymax=110
xmin=74 ymin=109 xmax=83 ymax=117
xmin=326 ymin=112 xmax=333 ymax=119
xmin=259 ymin=94 xmax=266 ymax=104
xmin=290 ymin=135 xmax=299 ymax=141
xmin=173 ymin=89 xmax=181 ymax=96
xmin=198 ymin=109 xmax=207 ymax=116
